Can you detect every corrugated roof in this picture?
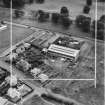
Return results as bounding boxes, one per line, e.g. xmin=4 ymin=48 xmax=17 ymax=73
xmin=48 ymin=44 xmax=80 ymax=58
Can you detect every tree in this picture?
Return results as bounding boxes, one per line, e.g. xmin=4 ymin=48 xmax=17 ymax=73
xmin=37 ymin=10 xmax=47 ymax=22
xmin=92 ymin=20 xmax=104 ymax=40
xmin=3 ymin=0 xmax=25 ymax=8
xmin=60 ymin=6 xmax=69 ymax=17
xmin=76 ymin=15 xmax=86 ymax=27
xmin=98 ymin=0 xmax=105 ymax=2
xmin=86 ymin=0 xmax=92 ymax=6
xmin=100 ymin=15 xmax=105 ymax=23
xmin=29 ymin=0 xmax=34 ymax=4
xmin=61 ymin=17 xmax=72 ymax=29
xmin=82 ymin=18 xmax=91 ymax=32
xmin=97 ymin=29 xmax=104 ymax=40
xmin=83 ymin=5 xmax=90 ymax=14
xmin=3 ymin=0 xmax=11 ymax=7
xmin=36 ymin=0 xmax=45 ymax=3
xmin=51 ymin=13 xmax=60 ymax=24
xmin=76 ymin=15 xmax=91 ymax=32
xmin=14 ymin=9 xmax=24 ymax=18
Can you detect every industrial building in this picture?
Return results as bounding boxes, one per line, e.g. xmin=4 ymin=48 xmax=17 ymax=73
xmin=48 ymin=44 xmax=80 ymax=61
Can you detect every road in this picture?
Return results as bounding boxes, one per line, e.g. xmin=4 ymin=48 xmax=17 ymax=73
xmin=0 ymin=59 xmax=85 ymax=105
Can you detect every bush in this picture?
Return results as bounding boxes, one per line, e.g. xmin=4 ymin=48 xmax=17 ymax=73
xmin=51 ymin=13 xmax=60 ymax=24
xmin=83 ymin=5 xmax=90 ymax=14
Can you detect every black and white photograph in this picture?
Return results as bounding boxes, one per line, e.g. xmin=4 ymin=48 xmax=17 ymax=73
xmin=0 ymin=0 xmax=104 ymax=105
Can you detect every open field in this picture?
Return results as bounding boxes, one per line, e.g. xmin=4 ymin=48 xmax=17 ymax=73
xmin=24 ymin=0 xmax=104 ymax=19
xmin=10 ymin=0 xmax=104 ymax=41
xmin=0 ymin=24 xmax=35 ymax=54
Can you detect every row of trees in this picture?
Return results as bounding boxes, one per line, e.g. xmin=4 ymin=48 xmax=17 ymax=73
xmin=3 ymin=0 xmax=25 ymax=8
xmin=98 ymin=0 xmax=105 ymax=2
xmin=76 ymin=14 xmax=105 ymax=40
xmin=2 ymin=0 xmax=45 ymax=8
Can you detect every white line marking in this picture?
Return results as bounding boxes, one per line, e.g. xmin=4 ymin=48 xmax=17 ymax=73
xmin=94 ymin=0 xmax=98 ymax=88
xmin=10 ymin=0 xmax=13 ymax=87
xmin=20 ymin=78 xmax=94 ymax=81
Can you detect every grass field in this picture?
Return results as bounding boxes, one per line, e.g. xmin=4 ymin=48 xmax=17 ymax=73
xmin=0 ymin=0 xmax=104 ymax=105
xmin=0 ymin=25 xmax=35 ymax=54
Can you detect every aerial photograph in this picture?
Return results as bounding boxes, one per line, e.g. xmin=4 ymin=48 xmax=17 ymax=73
xmin=0 ymin=0 xmax=104 ymax=105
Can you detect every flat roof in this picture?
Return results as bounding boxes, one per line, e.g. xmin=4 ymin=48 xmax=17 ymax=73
xmin=48 ymin=44 xmax=80 ymax=58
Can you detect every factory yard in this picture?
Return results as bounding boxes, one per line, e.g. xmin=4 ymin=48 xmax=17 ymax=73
xmin=0 ymin=24 xmax=97 ymax=80
xmin=0 ymin=22 xmax=104 ymax=105
xmin=0 ymin=0 xmax=104 ymax=105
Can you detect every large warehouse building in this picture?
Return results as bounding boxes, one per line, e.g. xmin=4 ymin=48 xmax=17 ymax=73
xmin=48 ymin=44 xmax=80 ymax=61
